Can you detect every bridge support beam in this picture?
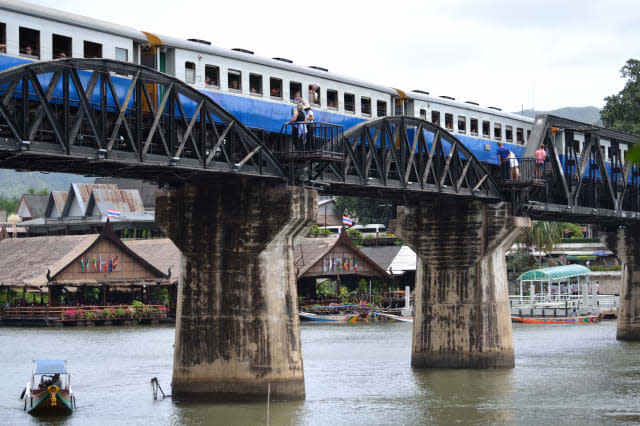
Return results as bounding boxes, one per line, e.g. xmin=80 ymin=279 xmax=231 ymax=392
xmin=600 ymin=225 xmax=640 ymax=341
xmin=393 ymin=200 xmax=529 ymax=368
xmin=156 ymin=179 xmax=316 ymax=401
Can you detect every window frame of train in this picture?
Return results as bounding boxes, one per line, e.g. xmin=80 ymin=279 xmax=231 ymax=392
xmin=431 ymin=110 xmax=441 ymax=126
xmin=249 ymin=73 xmax=263 ymax=96
xmin=419 ymin=109 xmax=427 ymax=120
xmin=470 ymin=118 xmax=479 ymax=135
xmin=327 ymin=89 xmax=339 ymax=110
xmin=505 ymin=125 xmax=513 ymax=142
xmin=444 ymin=113 xmax=453 ymax=131
xmin=185 ymin=61 xmax=196 ymax=84
xmin=228 ymin=69 xmax=242 ymax=92
xmin=457 ymin=115 xmax=466 ymax=134
xmin=494 ymin=123 xmax=502 ymax=140
xmin=309 ymin=84 xmax=321 ymax=106
xmin=516 ymin=127 xmax=524 ymax=144
xmin=270 ymin=77 xmax=283 ymax=99
xmin=52 ymin=34 xmax=72 ymax=59
xmin=361 ymin=96 xmax=372 ymax=116
xmin=290 ymin=81 xmax=302 ymax=102
xmin=205 ymin=65 xmax=219 ymax=87
xmin=377 ymin=100 xmax=387 ymax=117
xmin=115 ymin=47 xmax=128 ymax=62
xmin=344 ymin=93 xmax=356 ymax=113
xmin=19 ymin=27 xmax=40 ymax=59
xmin=83 ymin=40 xmax=102 ymax=59
xmin=0 ymin=23 xmax=5 ymax=53
xmin=482 ymin=120 xmax=490 ymax=137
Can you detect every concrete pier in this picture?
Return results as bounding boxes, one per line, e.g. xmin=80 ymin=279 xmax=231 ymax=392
xmin=600 ymin=225 xmax=640 ymax=341
xmin=393 ymin=200 xmax=528 ymax=368
xmin=156 ymin=179 xmax=316 ymax=401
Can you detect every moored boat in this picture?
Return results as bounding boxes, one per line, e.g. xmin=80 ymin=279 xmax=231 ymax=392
xmin=22 ymin=360 xmax=75 ymax=415
xmin=299 ymin=311 xmax=368 ymax=322
xmin=511 ymin=315 xmax=600 ymax=324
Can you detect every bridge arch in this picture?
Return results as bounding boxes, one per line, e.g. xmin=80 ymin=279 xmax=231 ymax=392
xmin=340 ymin=116 xmax=502 ymax=200
xmin=0 ymin=58 xmax=285 ymax=181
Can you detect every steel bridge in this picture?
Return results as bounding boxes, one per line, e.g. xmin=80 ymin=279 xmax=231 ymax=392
xmin=0 ymin=59 xmax=639 ymax=223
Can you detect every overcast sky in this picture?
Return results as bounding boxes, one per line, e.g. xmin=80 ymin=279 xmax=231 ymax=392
xmin=27 ymin=0 xmax=639 ymax=112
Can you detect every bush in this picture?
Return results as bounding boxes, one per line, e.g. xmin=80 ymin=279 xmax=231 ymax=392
xmin=560 ymin=238 xmax=600 ymax=244
xmin=588 ymin=265 xmax=621 ymax=272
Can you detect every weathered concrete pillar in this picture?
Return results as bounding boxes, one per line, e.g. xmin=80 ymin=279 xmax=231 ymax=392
xmin=600 ymin=225 xmax=640 ymax=340
xmin=392 ymin=200 xmax=529 ymax=368
xmin=156 ymin=179 xmax=316 ymax=400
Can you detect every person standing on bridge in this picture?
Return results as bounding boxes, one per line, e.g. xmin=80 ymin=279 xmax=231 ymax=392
xmin=536 ymin=144 xmax=547 ymax=179
xmin=285 ymin=102 xmax=308 ymax=151
xmin=497 ymin=142 xmax=510 ymax=179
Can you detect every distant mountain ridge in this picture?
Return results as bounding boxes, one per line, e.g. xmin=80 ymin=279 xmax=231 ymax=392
xmin=0 ymin=170 xmax=93 ymax=199
xmin=513 ymin=106 xmax=602 ymax=126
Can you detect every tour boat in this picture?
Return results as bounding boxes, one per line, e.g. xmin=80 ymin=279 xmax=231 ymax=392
xmin=22 ymin=360 xmax=75 ymax=415
xmin=511 ymin=315 xmax=600 ymax=324
xmin=299 ymin=311 xmax=367 ymax=322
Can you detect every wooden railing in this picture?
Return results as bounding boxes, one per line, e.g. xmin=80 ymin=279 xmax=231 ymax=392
xmin=0 ymin=304 xmax=170 ymax=320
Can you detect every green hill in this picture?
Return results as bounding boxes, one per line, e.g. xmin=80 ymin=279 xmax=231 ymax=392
xmin=0 ymin=170 xmax=93 ymax=199
xmin=515 ymin=106 xmax=602 ymax=125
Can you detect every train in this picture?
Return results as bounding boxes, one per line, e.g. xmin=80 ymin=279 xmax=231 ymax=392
xmin=0 ymin=0 xmax=630 ymax=167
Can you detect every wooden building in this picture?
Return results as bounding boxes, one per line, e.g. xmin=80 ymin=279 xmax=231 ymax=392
xmin=294 ymin=231 xmax=391 ymax=298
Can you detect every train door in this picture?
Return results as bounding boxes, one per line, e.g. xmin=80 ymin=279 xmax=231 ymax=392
xmin=141 ymin=46 xmax=157 ymax=111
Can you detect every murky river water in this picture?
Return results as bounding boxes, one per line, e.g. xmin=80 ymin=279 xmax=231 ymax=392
xmin=1 ymin=320 xmax=639 ymax=425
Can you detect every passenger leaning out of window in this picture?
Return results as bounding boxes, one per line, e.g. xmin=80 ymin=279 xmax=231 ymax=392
xmin=535 ymin=144 xmax=547 ymax=179
xmin=309 ymin=84 xmax=319 ymax=104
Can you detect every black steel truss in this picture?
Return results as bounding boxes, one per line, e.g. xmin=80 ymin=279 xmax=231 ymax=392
xmin=518 ymin=115 xmax=640 ymax=223
xmin=0 ymin=58 xmax=285 ymax=182
xmin=306 ymin=116 xmax=502 ymax=201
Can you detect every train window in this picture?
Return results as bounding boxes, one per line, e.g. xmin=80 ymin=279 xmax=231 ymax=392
xmin=205 ymin=65 xmax=219 ymax=87
xmin=270 ymin=78 xmax=282 ymax=98
xmin=0 ymin=23 xmax=5 ymax=53
xmin=328 ymin=90 xmax=339 ymax=109
xmin=344 ymin=93 xmax=355 ymax=113
xmin=290 ymin=81 xmax=302 ymax=101
xmin=185 ymin=62 xmax=195 ymax=84
xmin=228 ymin=69 xmax=241 ymax=91
xmin=431 ymin=111 xmax=440 ymax=126
xmin=19 ymin=27 xmax=40 ymax=59
xmin=608 ymin=147 xmax=617 ymax=161
xmin=482 ymin=121 xmax=490 ymax=137
xmin=377 ymin=100 xmax=387 ymax=117
xmin=505 ymin=125 xmax=513 ymax=142
xmin=309 ymin=84 xmax=320 ymax=105
xmin=52 ymin=34 xmax=72 ymax=59
xmin=395 ymin=100 xmax=403 ymax=116
xmin=419 ymin=109 xmax=427 ymax=120
xmin=494 ymin=123 xmax=502 ymax=140
xmin=458 ymin=116 xmax=466 ymax=134
xmin=516 ymin=128 xmax=524 ymax=143
xmin=84 ymin=41 xmax=102 ymax=59
xmin=115 ymin=47 xmax=128 ymax=62
xmin=361 ymin=97 xmax=371 ymax=116
xmin=527 ymin=130 xmax=531 ymax=140
xmin=470 ymin=118 xmax=478 ymax=135
xmin=444 ymin=113 xmax=453 ymax=130
xmin=249 ymin=73 xmax=262 ymax=95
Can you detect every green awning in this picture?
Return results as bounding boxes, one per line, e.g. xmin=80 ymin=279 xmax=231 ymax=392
xmin=517 ymin=265 xmax=591 ymax=282
xmin=566 ymin=255 xmax=595 ymax=261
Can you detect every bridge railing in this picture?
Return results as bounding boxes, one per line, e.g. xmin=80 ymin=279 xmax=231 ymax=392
xmin=499 ymin=157 xmax=551 ymax=184
xmin=273 ymin=122 xmax=344 ymax=160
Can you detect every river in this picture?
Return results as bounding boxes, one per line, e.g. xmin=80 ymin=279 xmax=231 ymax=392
xmin=1 ymin=321 xmax=639 ymax=425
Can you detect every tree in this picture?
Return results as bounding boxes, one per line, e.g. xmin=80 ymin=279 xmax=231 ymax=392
xmin=601 ymin=59 xmax=640 ymax=137
xmin=334 ymin=197 xmax=394 ymax=227
xmin=37 ymin=188 xmax=49 ymax=195
xmin=524 ymin=221 xmax=564 ymax=265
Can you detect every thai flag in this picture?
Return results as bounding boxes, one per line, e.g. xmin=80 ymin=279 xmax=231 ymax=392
xmin=107 ymin=208 xmax=121 ymax=218
xmin=342 ymin=216 xmax=353 ymax=226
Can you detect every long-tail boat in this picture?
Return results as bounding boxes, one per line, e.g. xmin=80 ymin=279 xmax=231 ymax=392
xmin=512 ymin=315 xmax=600 ymax=324
xmin=22 ymin=360 xmax=75 ymax=415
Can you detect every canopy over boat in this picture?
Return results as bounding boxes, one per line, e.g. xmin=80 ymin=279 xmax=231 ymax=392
xmin=517 ymin=265 xmax=590 ymax=282
xmin=34 ymin=360 xmax=68 ymax=375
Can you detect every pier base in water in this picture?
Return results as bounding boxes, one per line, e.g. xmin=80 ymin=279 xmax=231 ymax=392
xmin=156 ymin=180 xmax=316 ymax=401
xmin=600 ymin=225 xmax=640 ymax=341
xmin=393 ymin=200 xmax=528 ymax=368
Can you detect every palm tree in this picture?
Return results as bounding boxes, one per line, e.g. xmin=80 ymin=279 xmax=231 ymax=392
xmin=525 ymin=221 xmax=565 ymax=265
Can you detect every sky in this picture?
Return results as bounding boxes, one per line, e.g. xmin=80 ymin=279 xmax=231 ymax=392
xmin=25 ymin=0 xmax=640 ymax=112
